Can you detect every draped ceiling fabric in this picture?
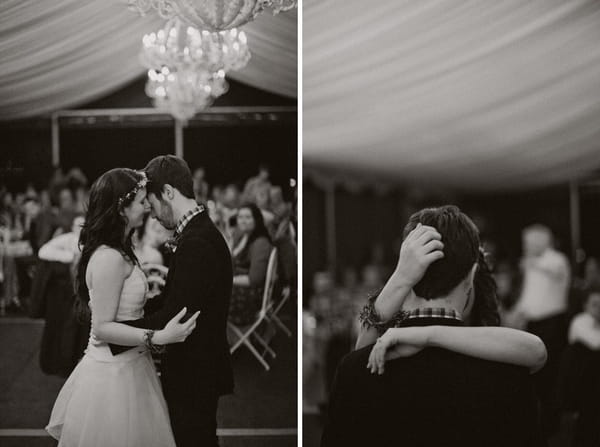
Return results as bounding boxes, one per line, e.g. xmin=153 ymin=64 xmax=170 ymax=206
xmin=0 ymin=0 xmax=296 ymax=121
xmin=304 ymin=0 xmax=600 ymax=191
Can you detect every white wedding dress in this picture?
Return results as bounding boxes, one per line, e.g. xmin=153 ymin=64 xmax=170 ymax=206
xmin=46 ymin=265 xmax=176 ymax=447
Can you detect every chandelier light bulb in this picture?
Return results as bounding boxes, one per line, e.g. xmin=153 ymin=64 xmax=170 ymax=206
xmin=141 ymin=17 xmax=251 ymax=122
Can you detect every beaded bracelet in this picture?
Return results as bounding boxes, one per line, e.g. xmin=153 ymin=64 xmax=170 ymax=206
xmin=143 ymin=330 xmax=166 ymax=354
xmin=358 ymin=290 xmax=409 ymax=335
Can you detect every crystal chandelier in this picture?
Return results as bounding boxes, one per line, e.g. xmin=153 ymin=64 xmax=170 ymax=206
xmin=141 ymin=18 xmax=250 ymax=122
xmin=128 ymin=0 xmax=297 ymax=31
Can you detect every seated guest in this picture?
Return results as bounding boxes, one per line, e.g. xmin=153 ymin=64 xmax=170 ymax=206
xmin=242 ymin=163 xmax=270 ymax=204
xmin=253 ymin=182 xmax=275 ymax=229
xmin=229 ymin=203 xmax=273 ymax=326
xmin=558 ymin=289 xmax=600 ymax=446
xmin=569 ymin=288 xmax=600 ymax=350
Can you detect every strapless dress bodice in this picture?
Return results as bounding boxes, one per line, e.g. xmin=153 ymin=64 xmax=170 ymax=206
xmin=86 ymin=265 xmax=149 ymax=362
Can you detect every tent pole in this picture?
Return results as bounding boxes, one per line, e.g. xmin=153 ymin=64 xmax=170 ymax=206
xmin=325 ymin=183 xmax=336 ymax=274
xmin=569 ymin=180 xmax=581 ymax=266
xmin=51 ymin=114 xmax=60 ymax=167
xmin=174 ymin=120 xmax=184 ymax=158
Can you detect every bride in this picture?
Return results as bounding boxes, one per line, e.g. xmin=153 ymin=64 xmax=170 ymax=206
xmin=46 ymin=168 xmax=199 ymax=447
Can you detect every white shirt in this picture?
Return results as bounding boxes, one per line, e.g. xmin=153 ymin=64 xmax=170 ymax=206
xmin=38 ymin=232 xmax=80 ymax=264
xmin=517 ymin=248 xmax=570 ymax=321
xmin=568 ymin=312 xmax=600 ymax=350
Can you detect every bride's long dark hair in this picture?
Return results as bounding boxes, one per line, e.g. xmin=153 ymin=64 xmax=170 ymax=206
xmin=471 ymin=249 xmax=500 ymax=326
xmin=75 ymin=168 xmax=144 ymax=317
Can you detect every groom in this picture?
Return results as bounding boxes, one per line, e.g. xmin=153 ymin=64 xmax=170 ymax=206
xmin=321 ymin=206 xmax=542 ymax=447
xmin=110 ymin=155 xmax=233 ymax=447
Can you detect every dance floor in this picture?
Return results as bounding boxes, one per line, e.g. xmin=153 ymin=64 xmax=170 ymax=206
xmin=0 ymin=303 xmax=297 ymax=447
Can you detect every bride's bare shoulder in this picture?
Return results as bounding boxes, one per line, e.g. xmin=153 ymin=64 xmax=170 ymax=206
xmin=88 ymin=246 xmax=129 ymax=276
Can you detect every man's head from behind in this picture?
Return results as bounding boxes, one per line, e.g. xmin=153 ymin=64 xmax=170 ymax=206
xmin=144 ymin=155 xmax=195 ymax=229
xmin=403 ymin=205 xmax=480 ymax=305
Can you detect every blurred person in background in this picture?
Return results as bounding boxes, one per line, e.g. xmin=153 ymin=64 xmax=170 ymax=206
xmin=494 ymin=260 xmax=520 ymax=321
xmin=38 ymin=215 xmax=84 ymax=268
xmin=222 ymin=184 xmax=240 ymax=224
xmin=358 ymin=264 xmax=384 ymax=297
xmin=306 ymin=271 xmax=338 ymax=409
xmin=568 ymin=288 xmax=600 ymax=350
xmin=303 ymin=307 xmax=321 ymax=413
xmin=557 ymin=288 xmax=600 ymax=447
xmin=571 ymin=256 xmax=600 ymax=317
xmin=33 ymin=185 xmax=77 ymax=251
xmin=55 ymin=186 xmax=77 ymax=234
xmin=1 ymin=190 xmax=36 ymax=314
xmin=270 ymin=185 xmax=297 ymax=288
xmin=133 ymin=215 xmax=165 ymax=267
xmin=254 ymin=182 xmax=275 ymax=228
xmin=337 ymin=267 xmax=363 ymax=338
xmin=192 ymin=167 xmax=210 ymax=205
xmin=228 ymin=203 xmax=273 ymax=326
xmin=242 ymin=163 xmax=270 ymax=204
xmin=512 ymin=224 xmax=571 ymax=438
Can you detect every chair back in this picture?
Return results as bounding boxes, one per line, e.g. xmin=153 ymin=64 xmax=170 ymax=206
xmin=259 ymin=247 xmax=278 ymax=317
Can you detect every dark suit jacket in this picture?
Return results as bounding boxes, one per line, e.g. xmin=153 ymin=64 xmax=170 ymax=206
xmin=321 ymin=317 xmax=543 ymax=447
xmin=110 ymin=211 xmax=234 ymax=402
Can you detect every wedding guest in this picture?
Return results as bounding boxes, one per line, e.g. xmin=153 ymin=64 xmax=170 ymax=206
xmin=33 ymin=186 xmax=77 ymax=251
xmin=357 ymin=264 xmax=384 ymax=297
xmin=513 ymin=224 xmax=571 ymax=437
xmin=192 ymin=167 xmax=210 ymax=204
xmin=242 ymin=163 xmax=270 ymax=204
xmin=55 ymin=186 xmax=77 ymax=235
xmin=228 ymin=203 xmax=273 ymax=325
xmin=133 ymin=215 xmax=164 ymax=267
xmin=254 ymin=182 xmax=275 ymax=228
xmin=221 ymin=184 xmax=241 ymax=226
xmin=269 ymin=186 xmax=288 ymax=219
xmin=571 ymin=256 xmax=600 ymax=316
xmin=569 ymin=288 xmax=600 ymax=350
xmin=38 ymin=216 xmax=84 ymax=265
xmin=558 ymin=289 xmax=600 ymax=446
xmin=0 ymin=192 xmax=34 ymax=314
xmin=308 ymin=272 xmax=339 ymax=406
xmin=73 ymin=186 xmax=89 ymax=215
xmin=303 ymin=308 xmax=322 ymax=413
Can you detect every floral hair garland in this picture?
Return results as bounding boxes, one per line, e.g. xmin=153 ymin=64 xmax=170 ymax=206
xmin=117 ymin=171 xmax=148 ymax=209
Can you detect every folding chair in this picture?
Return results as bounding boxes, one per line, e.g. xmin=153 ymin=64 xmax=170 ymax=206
xmin=228 ymin=247 xmax=278 ymax=371
xmin=265 ymin=221 xmax=296 ymax=337
xmin=266 ymin=285 xmax=293 ymax=337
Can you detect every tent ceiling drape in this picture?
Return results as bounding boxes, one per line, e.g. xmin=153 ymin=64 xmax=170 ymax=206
xmin=304 ymin=0 xmax=600 ymax=191
xmin=0 ymin=0 xmax=296 ymax=121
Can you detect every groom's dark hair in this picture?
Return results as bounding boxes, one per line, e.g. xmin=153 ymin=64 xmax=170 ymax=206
xmin=144 ymin=155 xmax=195 ymax=200
xmin=403 ymin=205 xmax=480 ymax=300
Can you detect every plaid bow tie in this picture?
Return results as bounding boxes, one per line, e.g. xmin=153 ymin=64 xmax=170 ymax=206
xmin=165 ymin=234 xmax=181 ymax=253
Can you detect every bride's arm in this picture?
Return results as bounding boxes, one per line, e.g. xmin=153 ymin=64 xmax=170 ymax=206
xmin=90 ymin=249 xmax=199 ymax=346
xmin=354 ymin=278 xmax=413 ymax=349
xmin=355 ymin=224 xmax=444 ymax=349
xmin=369 ymin=326 xmax=547 ymax=374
